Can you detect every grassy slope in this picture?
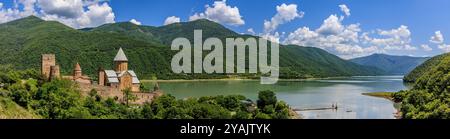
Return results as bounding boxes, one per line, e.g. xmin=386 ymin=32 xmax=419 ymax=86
xmin=0 ymin=96 xmax=40 ymax=119
xmin=362 ymin=92 xmax=394 ymax=100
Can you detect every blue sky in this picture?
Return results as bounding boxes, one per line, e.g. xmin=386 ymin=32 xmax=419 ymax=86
xmin=1 ymin=0 xmax=449 ymax=58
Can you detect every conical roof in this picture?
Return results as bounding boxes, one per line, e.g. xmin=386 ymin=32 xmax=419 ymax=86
xmin=74 ymin=63 xmax=81 ymax=71
xmin=114 ymin=47 xmax=128 ymax=62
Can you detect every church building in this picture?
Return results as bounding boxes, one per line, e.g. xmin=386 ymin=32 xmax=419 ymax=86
xmin=98 ymin=48 xmax=141 ymax=92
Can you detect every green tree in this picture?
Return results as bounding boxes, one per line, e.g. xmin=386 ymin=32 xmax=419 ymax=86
xmin=254 ymin=111 xmax=271 ymax=119
xmin=122 ymin=87 xmax=137 ymax=106
xmin=30 ymin=79 xmax=91 ymax=119
xmin=141 ymin=102 xmax=154 ymax=119
xmin=89 ymin=89 xmax=101 ymax=102
xmin=234 ymin=110 xmax=251 ymax=119
xmin=257 ymin=90 xmax=277 ymax=109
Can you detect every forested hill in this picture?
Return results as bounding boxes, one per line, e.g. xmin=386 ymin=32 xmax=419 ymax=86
xmin=0 ymin=16 xmax=384 ymax=80
xmin=394 ymin=52 xmax=450 ymax=119
xmin=403 ymin=53 xmax=450 ymax=83
xmin=350 ymin=54 xmax=428 ymax=75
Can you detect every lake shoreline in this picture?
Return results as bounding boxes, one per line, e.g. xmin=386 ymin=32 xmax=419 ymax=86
xmin=141 ymin=75 xmax=404 ymax=83
xmin=362 ymin=92 xmax=402 ymax=119
xmin=142 ymin=76 xmax=406 ymax=119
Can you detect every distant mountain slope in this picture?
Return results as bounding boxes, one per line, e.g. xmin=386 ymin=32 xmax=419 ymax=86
xmin=91 ymin=19 xmax=385 ymax=78
xmin=0 ymin=96 xmax=40 ymax=119
xmin=350 ymin=54 xmax=428 ymax=75
xmin=0 ymin=16 xmax=384 ymax=80
xmin=404 ymin=53 xmax=450 ymax=82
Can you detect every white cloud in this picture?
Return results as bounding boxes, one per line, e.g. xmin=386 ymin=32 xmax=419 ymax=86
xmin=430 ymin=31 xmax=444 ymax=44
xmin=0 ymin=0 xmax=115 ymax=29
xmin=339 ymin=4 xmax=350 ymax=17
xmin=284 ymin=15 xmax=381 ymax=59
xmin=438 ymin=44 xmax=450 ymax=52
xmin=378 ymin=25 xmax=411 ymax=38
xmin=38 ymin=0 xmax=83 ymax=18
xmin=421 ymin=44 xmax=433 ymax=51
xmin=247 ymin=28 xmax=255 ymax=35
xmin=189 ymin=0 xmax=244 ymax=26
xmin=283 ymin=14 xmax=418 ymax=58
xmin=363 ymin=25 xmax=416 ymax=51
xmin=261 ymin=32 xmax=282 ymax=43
xmin=264 ymin=3 xmax=303 ymax=33
xmin=0 ymin=0 xmax=37 ymax=23
xmin=284 ymin=27 xmax=318 ymax=46
xmin=130 ymin=19 xmax=141 ymax=25
xmin=316 ymin=15 xmax=344 ymax=36
xmin=260 ymin=3 xmax=303 ymax=44
xmin=164 ymin=16 xmax=180 ymax=25
xmin=77 ymin=2 xmax=115 ymax=28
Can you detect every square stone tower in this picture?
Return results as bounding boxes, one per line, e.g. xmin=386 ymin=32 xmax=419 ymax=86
xmin=41 ymin=54 xmax=56 ymax=80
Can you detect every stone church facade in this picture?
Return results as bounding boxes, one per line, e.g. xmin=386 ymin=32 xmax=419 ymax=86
xmin=98 ymin=48 xmax=141 ymax=92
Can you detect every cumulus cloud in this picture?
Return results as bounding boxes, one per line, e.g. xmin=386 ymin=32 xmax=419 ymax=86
xmin=316 ymin=15 xmax=344 ymax=36
xmin=262 ymin=32 xmax=283 ymax=43
xmin=0 ymin=0 xmax=37 ymax=23
xmin=164 ymin=16 xmax=180 ymax=25
xmin=364 ymin=25 xmax=415 ymax=51
xmin=263 ymin=3 xmax=304 ymax=33
xmin=421 ymin=44 xmax=433 ymax=51
xmin=438 ymin=44 xmax=450 ymax=52
xmin=283 ymin=13 xmax=419 ymax=59
xmin=76 ymin=2 xmax=115 ymax=28
xmin=130 ymin=19 xmax=141 ymax=25
xmin=339 ymin=4 xmax=350 ymax=17
xmin=260 ymin=3 xmax=303 ymax=44
xmin=247 ymin=28 xmax=255 ymax=35
xmin=189 ymin=0 xmax=244 ymax=26
xmin=430 ymin=31 xmax=444 ymax=44
xmin=38 ymin=0 xmax=84 ymax=18
xmin=284 ymin=14 xmax=381 ymax=59
xmin=0 ymin=0 xmax=115 ymax=29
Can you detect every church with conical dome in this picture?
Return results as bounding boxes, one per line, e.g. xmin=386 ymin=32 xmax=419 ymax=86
xmin=98 ymin=48 xmax=141 ymax=92
xmin=41 ymin=48 xmax=162 ymax=105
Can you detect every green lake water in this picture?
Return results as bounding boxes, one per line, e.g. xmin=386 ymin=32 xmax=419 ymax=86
xmin=144 ymin=76 xmax=409 ymax=119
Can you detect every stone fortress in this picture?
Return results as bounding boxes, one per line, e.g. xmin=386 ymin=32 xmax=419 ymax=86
xmin=41 ymin=48 xmax=162 ymax=104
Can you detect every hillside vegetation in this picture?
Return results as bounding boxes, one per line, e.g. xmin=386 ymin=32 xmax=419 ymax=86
xmin=404 ymin=53 xmax=450 ymax=82
xmin=394 ymin=53 xmax=450 ymax=119
xmin=0 ymin=16 xmax=383 ymax=80
xmin=0 ymin=96 xmax=40 ymax=119
xmin=350 ymin=54 xmax=428 ymax=75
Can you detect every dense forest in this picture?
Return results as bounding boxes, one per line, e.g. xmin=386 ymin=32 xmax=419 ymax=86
xmin=395 ymin=53 xmax=450 ymax=119
xmin=403 ymin=53 xmax=450 ymax=82
xmin=0 ymin=16 xmax=384 ymax=81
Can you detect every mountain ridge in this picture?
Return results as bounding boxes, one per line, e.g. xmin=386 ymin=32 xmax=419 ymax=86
xmin=0 ymin=16 xmax=384 ymax=80
xmin=350 ymin=53 xmax=429 ymax=75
